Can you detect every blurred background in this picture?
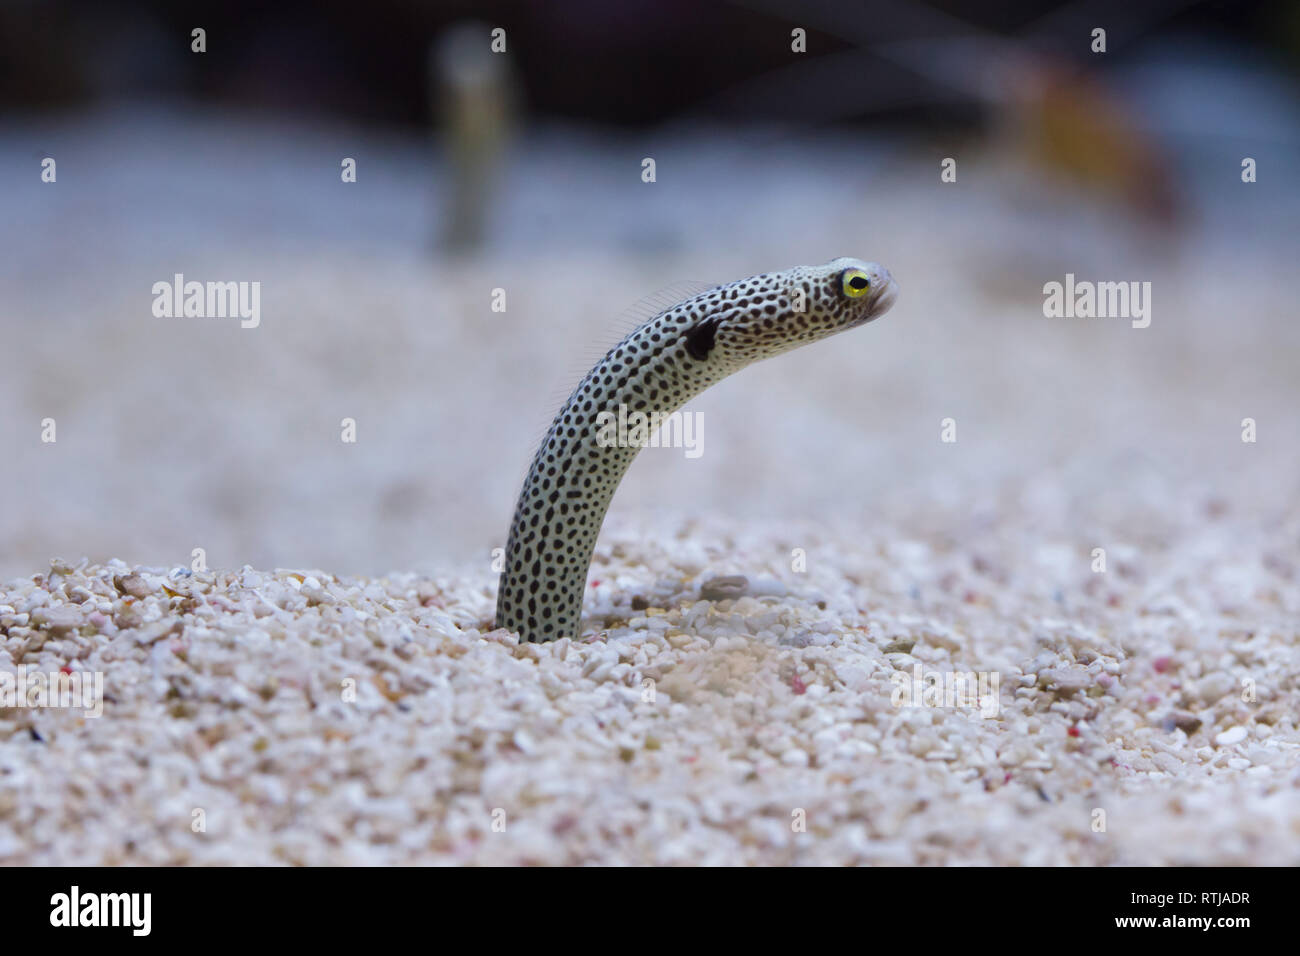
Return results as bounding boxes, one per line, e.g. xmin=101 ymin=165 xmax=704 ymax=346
xmin=2 ymin=0 xmax=1299 ymax=580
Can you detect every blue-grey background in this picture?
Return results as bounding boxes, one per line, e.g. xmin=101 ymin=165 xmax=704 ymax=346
xmin=2 ymin=0 xmax=1298 ymax=579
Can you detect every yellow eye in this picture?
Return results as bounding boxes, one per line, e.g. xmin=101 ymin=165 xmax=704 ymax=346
xmin=842 ymin=269 xmax=871 ymax=298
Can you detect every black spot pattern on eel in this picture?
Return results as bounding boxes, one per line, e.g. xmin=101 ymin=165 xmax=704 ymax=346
xmin=495 ymin=257 xmax=898 ymax=642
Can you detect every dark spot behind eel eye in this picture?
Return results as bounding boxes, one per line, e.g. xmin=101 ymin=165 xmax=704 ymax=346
xmin=684 ymin=316 xmax=721 ymax=361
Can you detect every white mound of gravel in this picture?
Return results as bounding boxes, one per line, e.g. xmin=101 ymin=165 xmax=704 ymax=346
xmin=3 ymin=504 xmax=1297 ymax=865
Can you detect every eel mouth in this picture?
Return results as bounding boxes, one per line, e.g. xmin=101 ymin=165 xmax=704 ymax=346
xmin=870 ymin=276 xmax=899 ymax=317
xmin=849 ymin=274 xmax=898 ymax=328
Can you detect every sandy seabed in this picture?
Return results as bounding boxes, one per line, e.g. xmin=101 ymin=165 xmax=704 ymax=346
xmin=3 ymin=502 xmax=1298 ymax=865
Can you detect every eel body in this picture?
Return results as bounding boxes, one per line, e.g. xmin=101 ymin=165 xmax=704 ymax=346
xmin=496 ymin=257 xmax=898 ymax=642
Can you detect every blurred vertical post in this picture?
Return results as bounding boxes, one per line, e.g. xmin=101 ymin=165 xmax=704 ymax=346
xmin=430 ymin=21 xmax=516 ymax=253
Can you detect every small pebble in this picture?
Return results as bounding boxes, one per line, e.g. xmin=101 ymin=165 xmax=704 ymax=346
xmin=29 ymin=606 xmax=85 ymax=634
xmin=114 ymin=573 xmax=152 ymax=599
xmin=1194 ymin=672 xmax=1234 ymax=705
xmin=780 ymin=748 xmax=809 ymax=768
xmin=1214 ymin=726 xmax=1248 ymax=747
xmin=699 ymin=575 xmax=748 ymax=601
xmin=1161 ymin=711 xmax=1202 ymax=735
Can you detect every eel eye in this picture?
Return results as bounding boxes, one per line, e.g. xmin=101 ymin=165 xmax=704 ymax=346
xmin=842 ymin=269 xmax=871 ymax=298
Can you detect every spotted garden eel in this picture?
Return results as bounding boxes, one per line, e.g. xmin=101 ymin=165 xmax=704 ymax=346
xmin=496 ymin=257 xmax=898 ymax=643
